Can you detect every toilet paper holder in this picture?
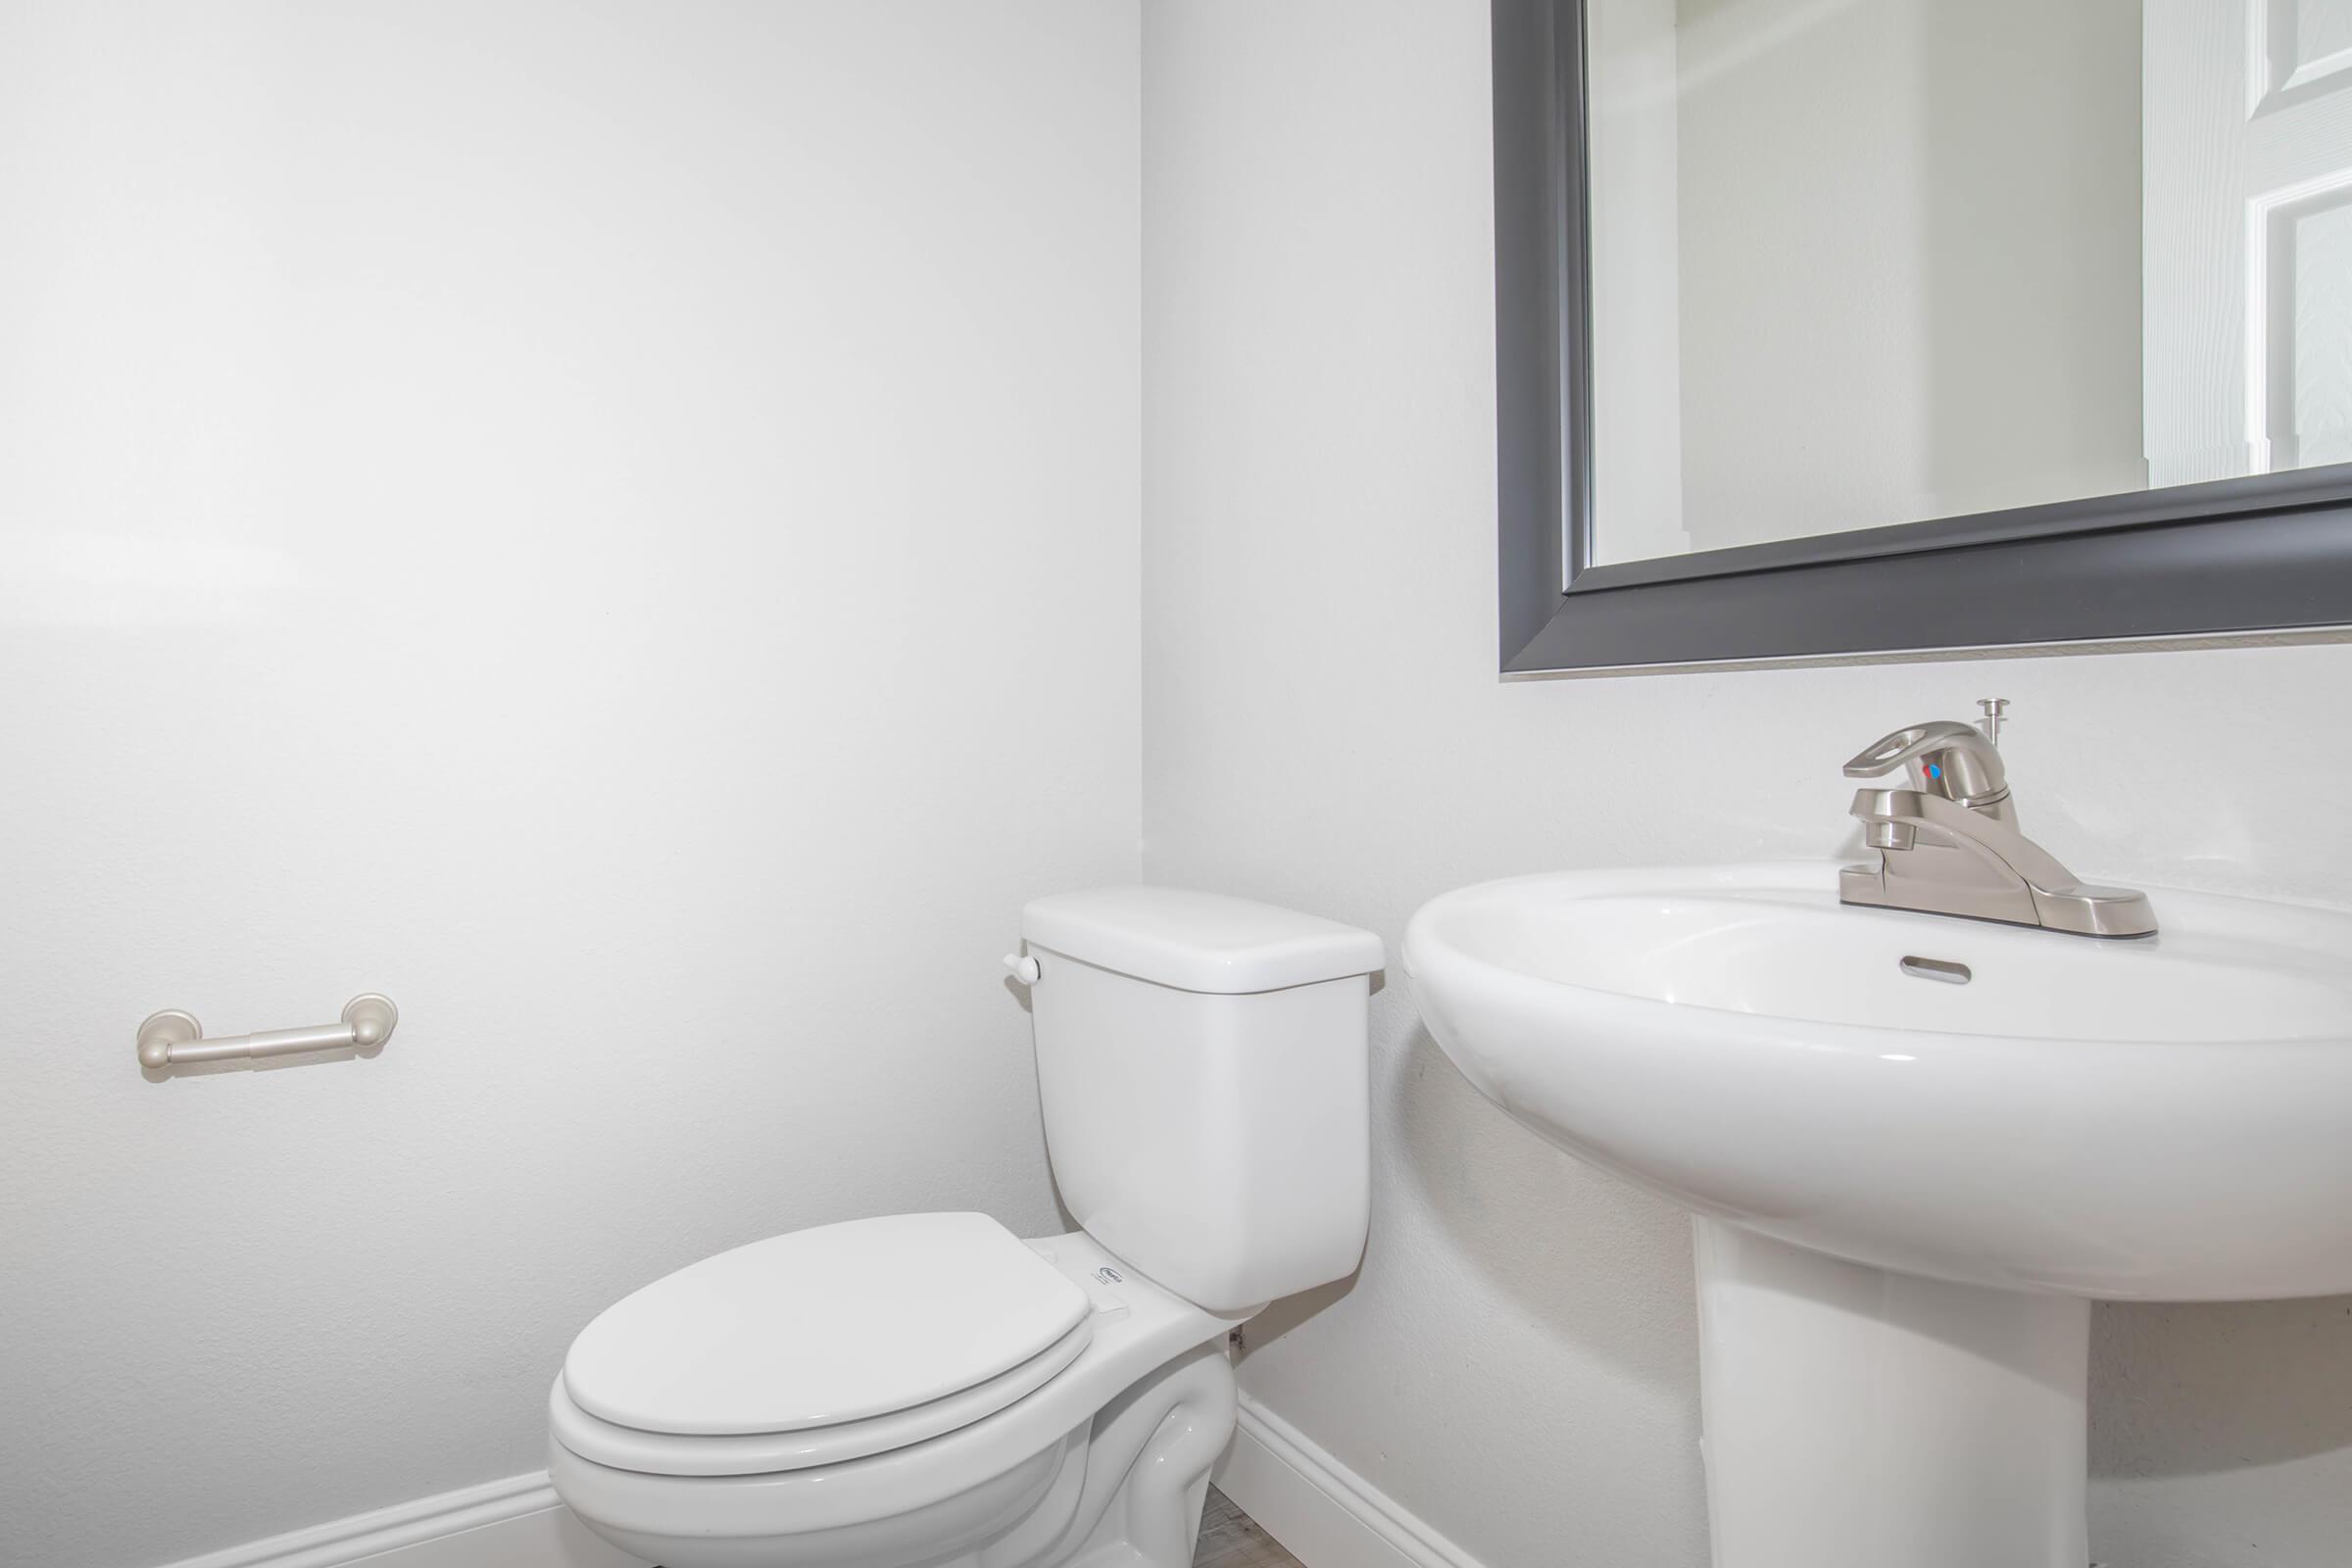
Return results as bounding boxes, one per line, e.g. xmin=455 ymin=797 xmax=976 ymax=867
xmin=136 ymin=994 xmax=399 ymax=1074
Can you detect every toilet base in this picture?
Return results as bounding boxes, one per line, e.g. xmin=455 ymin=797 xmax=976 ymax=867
xmin=558 ymin=1342 xmax=1236 ymax=1568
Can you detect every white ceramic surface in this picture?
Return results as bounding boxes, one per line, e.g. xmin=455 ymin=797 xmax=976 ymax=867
xmin=1690 ymin=1215 xmax=2097 ymax=1568
xmin=1404 ymin=860 xmax=2352 ymax=1300
xmin=562 ymin=1213 xmax=1091 ymax=1436
xmin=1408 ymin=860 xmax=2352 ymax=1566
xmin=1024 ymin=888 xmax=1379 ymax=1311
xmin=549 ymin=888 xmax=1380 ymax=1568
xmin=1022 ymin=885 xmax=1385 ymax=995
xmin=551 ymin=1232 xmax=1236 ymax=1568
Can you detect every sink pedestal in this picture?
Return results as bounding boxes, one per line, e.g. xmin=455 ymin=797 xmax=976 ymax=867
xmin=1409 ymin=864 xmax=2352 ymax=1561
xmin=1692 ymin=1219 xmax=2089 ymax=1568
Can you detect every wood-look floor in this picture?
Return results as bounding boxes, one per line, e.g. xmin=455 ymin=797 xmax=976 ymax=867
xmin=1195 ymin=1486 xmax=1306 ymax=1568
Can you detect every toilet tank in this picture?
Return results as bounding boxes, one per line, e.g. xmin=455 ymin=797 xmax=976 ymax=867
xmin=1018 ymin=887 xmax=1382 ymax=1313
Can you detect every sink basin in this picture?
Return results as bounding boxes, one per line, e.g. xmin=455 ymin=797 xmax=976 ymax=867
xmin=1404 ymin=861 xmax=2352 ymax=1568
xmin=1404 ymin=860 xmax=2352 ymax=1299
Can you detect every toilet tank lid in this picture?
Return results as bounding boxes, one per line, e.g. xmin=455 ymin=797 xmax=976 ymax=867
xmin=1022 ymin=886 xmax=1383 ymax=995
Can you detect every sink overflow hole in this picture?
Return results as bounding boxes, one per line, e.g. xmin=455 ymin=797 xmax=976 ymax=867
xmin=1898 ymin=955 xmax=1972 ymax=985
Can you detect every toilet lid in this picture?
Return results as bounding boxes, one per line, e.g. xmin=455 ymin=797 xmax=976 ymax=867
xmin=562 ymin=1212 xmax=1092 ymax=1437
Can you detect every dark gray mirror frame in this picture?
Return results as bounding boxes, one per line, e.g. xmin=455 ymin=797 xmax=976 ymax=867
xmin=1494 ymin=0 xmax=2352 ymax=676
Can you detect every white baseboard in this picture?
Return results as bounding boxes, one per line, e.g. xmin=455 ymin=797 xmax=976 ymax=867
xmin=1212 ymin=1395 xmax=1486 ymax=1568
xmin=155 ymin=1398 xmax=1472 ymax=1568
xmin=154 ymin=1471 xmax=647 ymax=1568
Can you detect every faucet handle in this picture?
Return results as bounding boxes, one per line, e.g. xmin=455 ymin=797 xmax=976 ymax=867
xmin=1843 ymin=720 xmax=2010 ymax=807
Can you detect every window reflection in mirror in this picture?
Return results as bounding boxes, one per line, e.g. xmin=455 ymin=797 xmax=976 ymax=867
xmin=1584 ymin=0 xmax=2352 ymax=565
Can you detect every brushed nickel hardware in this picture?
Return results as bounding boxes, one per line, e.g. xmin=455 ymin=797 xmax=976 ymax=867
xmin=1976 ymin=698 xmax=2008 ymax=747
xmin=1839 ymin=713 xmax=2155 ymax=938
xmin=1843 ymin=720 xmax=2011 ymax=808
xmin=137 ymin=994 xmax=399 ymax=1074
xmin=1897 ymin=956 xmax=1972 ymax=985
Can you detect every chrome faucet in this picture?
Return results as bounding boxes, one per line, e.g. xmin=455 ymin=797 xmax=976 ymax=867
xmin=1838 ymin=709 xmax=2156 ymax=938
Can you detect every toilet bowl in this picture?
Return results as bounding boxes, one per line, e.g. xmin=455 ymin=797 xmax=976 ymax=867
xmin=549 ymin=887 xmax=1382 ymax=1568
xmin=550 ymin=1223 xmax=1241 ymax=1568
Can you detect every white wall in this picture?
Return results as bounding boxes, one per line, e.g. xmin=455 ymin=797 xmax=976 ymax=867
xmin=1142 ymin=4 xmax=2352 ymax=1566
xmin=0 ymin=5 xmax=1139 ymax=1566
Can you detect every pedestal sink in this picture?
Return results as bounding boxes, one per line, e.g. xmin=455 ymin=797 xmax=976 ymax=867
xmin=1402 ymin=862 xmax=2352 ymax=1568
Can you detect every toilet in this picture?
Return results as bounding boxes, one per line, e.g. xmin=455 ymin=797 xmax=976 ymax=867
xmin=547 ymin=886 xmax=1382 ymax=1568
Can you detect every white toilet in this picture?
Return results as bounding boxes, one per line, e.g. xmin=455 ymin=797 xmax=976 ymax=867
xmin=547 ymin=886 xmax=1382 ymax=1568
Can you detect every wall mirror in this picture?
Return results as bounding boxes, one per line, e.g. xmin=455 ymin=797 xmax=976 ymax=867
xmin=1494 ymin=0 xmax=2352 ymax=673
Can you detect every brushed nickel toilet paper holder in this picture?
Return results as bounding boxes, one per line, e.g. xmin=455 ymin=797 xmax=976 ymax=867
xmin=136 ymin=994 xmax=399 ymax=1073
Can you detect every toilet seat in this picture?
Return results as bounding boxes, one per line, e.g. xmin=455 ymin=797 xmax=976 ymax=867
xmin=551 ymin=1313 xmax=1094 ymax=1475
xmin=555 ymin=1212 xmax=1095 ymax=1476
